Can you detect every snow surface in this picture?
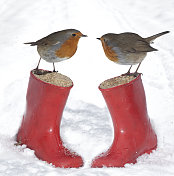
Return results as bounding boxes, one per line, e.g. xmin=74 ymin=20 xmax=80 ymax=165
xmin=0 ymin=0 xmax=174 ymax=175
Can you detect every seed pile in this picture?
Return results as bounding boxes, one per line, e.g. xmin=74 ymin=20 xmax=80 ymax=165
xmin=100 ymin=75 xmax=136 ymax=89
xmin=33 ymin=70 xmax=73 ymax=87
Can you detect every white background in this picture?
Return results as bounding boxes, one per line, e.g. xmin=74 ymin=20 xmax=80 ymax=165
xmin=0 ymin=0 xmax=174 ymax=175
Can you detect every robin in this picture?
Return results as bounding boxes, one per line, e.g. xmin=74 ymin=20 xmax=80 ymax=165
xmin=97 ymin=31 xmax=169 ymax=75
xmin=25 ymin=29 xmax=87 ymax=72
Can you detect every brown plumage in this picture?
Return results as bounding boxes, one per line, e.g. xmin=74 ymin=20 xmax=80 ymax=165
xmin=97 ymin=31 xmax=169 ymax=75
xmin=24 ymin=29 xmax=87 ymax=72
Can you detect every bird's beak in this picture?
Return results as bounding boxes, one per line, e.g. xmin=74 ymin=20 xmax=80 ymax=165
xmin=96 ymin=38 xmax=100 ymax=40
xmin=81 ymin=34 xmax=88 ymax=37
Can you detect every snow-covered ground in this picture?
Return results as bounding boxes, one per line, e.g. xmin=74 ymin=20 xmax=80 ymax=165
xmin=0 ymin=0 xmax=174 ymax=175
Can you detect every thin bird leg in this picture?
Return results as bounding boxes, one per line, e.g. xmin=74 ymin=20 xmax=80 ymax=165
xmin=135 ymin=62 xmax=142 ymax=74
xmin=127 ymin=65 xmax=132 ymax=74
xmin=53 ymin=62 xmax=56 ymax=72
xmin=121 ymin=65 xmax=132 ymax=76
xmin=131 ymin=62 xmax=142 ymax=77
xmin=36 ymin=57 xmax=41 ymax=70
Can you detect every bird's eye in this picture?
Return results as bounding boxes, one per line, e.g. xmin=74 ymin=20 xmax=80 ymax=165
xmin=72 ymin=34 xmax=76 ymax=36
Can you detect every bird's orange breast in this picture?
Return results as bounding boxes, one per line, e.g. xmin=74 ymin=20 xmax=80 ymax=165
xmin=101 ymin=40 xmax=118 ymax=62
xmin=55 ymin=36 xmax=80 ymax=58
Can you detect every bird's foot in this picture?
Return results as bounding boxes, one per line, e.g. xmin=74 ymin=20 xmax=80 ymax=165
xmin=121 ymin=72 xmax=132 ymax=76
xmin=52 ymin=69 xmax=58 ymax=73
xmin=121 ymin=72 xmax=142 ymax=77
xmin=132 ymin=72 xmax=143 ymax=77
xmin=33 ymin=68 xmax=52 ymax=75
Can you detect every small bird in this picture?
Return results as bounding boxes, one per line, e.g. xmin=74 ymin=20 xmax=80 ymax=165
xmin=97 ymin=31 xmax=169 ymax=75
xmin=25 ymin=29 xmax=87 ymax=72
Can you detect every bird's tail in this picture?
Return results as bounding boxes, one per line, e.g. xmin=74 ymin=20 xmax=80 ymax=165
xmin=145 ymin=31 xmax=170 ymax=43
xmin=24 ymin=42 xmax=37 ymax=46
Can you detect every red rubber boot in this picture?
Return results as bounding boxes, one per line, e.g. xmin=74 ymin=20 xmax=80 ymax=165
xmin=92 ymin=74 xmax=157 ymax=167
xmin=16 ymin=70 xmax=83 ymax=168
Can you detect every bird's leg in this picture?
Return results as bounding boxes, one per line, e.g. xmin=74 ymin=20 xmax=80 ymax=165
xmin=53 ymin=62 xmax=56 ymax=72
xmin=129 ymin=62 xmax=143 ymax=77
xmin=33 ymin=57 xmax=43 ymax=75
xmin=127 ymin=65 xmax=132 ymax=74
xmin=121 ymin=65 xmax=132 ymax=76
xmin=36 ymin=57 xmax=41 ymax=70
xmin=133 ymin=62 xmax=142 ymax=76
xmin=33 ymin=57 xmax=51 ymax=75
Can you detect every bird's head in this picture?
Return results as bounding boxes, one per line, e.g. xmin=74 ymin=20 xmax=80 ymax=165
xmin=96 ymin=33 xmax=113 ymax=44
xmin=65 ymin=29 xmax=87 ymax=40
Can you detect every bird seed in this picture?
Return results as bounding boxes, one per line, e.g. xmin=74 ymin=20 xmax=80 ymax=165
xmin=99 ymin=75 xmax=137 ymax=89
xmin=33 ymin=70 xmax=73 ymax=87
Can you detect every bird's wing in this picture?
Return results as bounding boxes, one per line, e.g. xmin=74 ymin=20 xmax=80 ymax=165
xmin=24 ymin=38 xmax=60 ymax=46
xmin=24 ymin=32 xmax=62 ymax=46
xmin=34 ymin=36 xmax=61 ymax=46
xmin=124 ymin=40 xmax=158 ymax=53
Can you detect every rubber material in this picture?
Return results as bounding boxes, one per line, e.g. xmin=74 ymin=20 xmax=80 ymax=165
xmin=92 ymin=74 xmax=157 ymax=167
xmin=16 ymin=70 xmax=83 ymax=168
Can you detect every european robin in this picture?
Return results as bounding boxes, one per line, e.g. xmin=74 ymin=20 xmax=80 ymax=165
xmin=97 ymin=31 xmax=169 ymax=75
xmin=25 ymin=29 xmax=87 ymax=72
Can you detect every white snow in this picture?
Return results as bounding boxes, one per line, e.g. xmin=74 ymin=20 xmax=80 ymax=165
xmin=0 ymin=0 xmax=174 ymax=175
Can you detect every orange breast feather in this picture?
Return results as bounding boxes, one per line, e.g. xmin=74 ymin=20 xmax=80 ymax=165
xmin=101 ymin=40 xmax=118 ymax=62
xmin=55 ymin=36 xmax=80 ymax=58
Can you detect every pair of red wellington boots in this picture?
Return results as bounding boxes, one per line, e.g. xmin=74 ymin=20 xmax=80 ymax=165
xmin=16 ymin=70 xmax=157 ymax=168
